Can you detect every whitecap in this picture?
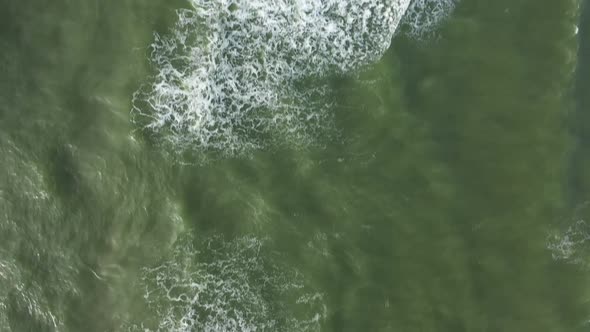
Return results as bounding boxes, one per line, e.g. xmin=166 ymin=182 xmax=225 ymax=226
xmin=400 ymin=0 xmax=458 ymax=39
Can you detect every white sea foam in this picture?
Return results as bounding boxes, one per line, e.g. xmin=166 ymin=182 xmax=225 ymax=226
xmin=133 ymin=0 xmax=457 ymax=155
xmin=125 ymin=234 xmax=326 ymax=332
xmin=133 ymin=0 xmax=412 ymax=154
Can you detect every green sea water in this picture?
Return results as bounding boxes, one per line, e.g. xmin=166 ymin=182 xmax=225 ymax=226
xmin=0 ymin=0 xmax=589 ymax=331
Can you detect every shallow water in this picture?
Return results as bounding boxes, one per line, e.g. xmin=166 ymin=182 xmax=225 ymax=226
xmin=0 ymin=0 xmax=589 ymax=331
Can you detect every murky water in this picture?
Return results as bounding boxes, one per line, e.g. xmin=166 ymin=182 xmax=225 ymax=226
xmin=0 ymin=0 xmax=588 ymax=331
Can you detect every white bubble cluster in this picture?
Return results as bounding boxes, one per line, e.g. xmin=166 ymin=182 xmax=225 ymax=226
xmin=126 ymin=234 xmax=326 ymax=332
xmin=133 ymin=0 xmax=412 ymax=154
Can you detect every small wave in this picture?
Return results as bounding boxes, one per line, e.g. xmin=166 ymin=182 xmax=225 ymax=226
xmin=0 ymin=139 xmax=79 ymax=331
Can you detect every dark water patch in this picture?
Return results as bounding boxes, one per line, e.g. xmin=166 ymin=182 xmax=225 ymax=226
xmin=48 ymin=144 xmax=82 ymax=200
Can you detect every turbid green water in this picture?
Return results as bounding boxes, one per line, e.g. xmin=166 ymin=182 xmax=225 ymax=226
xmin=0 ymin=0 xmax=589 ymax=331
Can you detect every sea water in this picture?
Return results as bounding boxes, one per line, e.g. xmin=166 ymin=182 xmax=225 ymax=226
xmin=0 ymin=0 xmax=587 ymax=331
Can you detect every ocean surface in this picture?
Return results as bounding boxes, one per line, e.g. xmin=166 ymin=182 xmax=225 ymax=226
xmin=0 ymin=0 xmax=588 ymax=331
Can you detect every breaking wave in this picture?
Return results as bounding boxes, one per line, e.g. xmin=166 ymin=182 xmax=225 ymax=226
xmin=133 ymin=0 xmax=457 ymax=155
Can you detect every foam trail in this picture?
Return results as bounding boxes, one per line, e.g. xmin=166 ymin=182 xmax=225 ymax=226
xmin=124 ymin=234 xmax=326 ymax=332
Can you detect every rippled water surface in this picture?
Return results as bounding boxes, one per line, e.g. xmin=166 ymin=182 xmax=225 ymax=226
xmin=0 ymin=0 xmax=589 ymax=331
